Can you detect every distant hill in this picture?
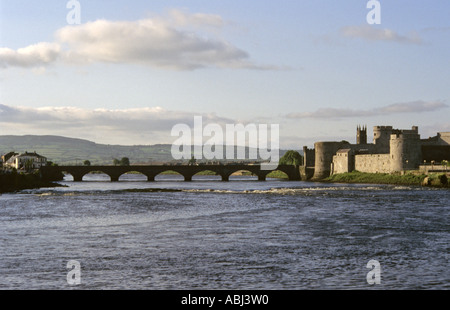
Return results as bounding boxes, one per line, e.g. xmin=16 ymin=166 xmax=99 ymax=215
xmin=0 ymin=135 xmax=293 ymax=165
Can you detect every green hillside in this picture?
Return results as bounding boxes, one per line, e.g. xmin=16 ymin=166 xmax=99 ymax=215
xmin=0 ymin=135 xmax=292 ymax=165
xmin=0 ymin=135 xmax=174 ymax=165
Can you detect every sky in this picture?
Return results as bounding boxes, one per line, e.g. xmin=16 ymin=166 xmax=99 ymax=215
xmin=0 ymin=0 xmax=449 ymax=149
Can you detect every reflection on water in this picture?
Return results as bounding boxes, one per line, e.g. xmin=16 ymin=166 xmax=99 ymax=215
xmin=0 ymin=174 xmax=449 ymax=289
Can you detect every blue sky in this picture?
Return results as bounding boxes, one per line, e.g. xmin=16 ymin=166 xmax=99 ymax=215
xmin=1 ymin=0 xmax=449 ymax=148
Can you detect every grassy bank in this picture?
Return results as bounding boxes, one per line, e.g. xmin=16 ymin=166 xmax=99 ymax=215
xmin=266 ymin=170 xmax=289 ymax=179
xmin=324 ymin=171 xmax=449 ymax=187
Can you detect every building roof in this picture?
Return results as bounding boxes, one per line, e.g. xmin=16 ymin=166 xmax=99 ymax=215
xmin=18 ymin=151 xmax=46 ymax=158
xmin=5 ymin=152 xmax=47 ymax=163
xmin=1 ymin=152 xmax=18 ymax=162
xmin=337 ymin=148 xmax=352 ymax=153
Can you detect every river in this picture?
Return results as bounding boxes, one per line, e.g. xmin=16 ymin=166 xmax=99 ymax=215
xmin=0 ymin=173 xmax=448 ymax=289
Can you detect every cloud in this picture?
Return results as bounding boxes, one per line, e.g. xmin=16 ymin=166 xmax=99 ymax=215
xmin=0 ymin=9 xmax=278 ymax=71
xmin=0 ymin=104 xmax=238 ymax=145
xmin=286 ymin=100 xmax=448 ymax=119
xmin=0 ymin=43 xmax=61 ymax=68
xmin=0 ymin=104 xmax=234 ymax=130
xmin=340 ymin=25 xmax=422 ymax=45
xmin=164 ymin=8 xmax=225 ymax=28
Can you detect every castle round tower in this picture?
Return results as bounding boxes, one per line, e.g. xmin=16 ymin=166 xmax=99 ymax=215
xmin=312 ymin=141 xmax=349 ymax=180
xmin=389 ymin=131 xmax=421 ymax=172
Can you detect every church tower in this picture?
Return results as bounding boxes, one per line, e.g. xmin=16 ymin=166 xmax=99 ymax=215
xmin=357 ymin=125 xmax=367 ymax=145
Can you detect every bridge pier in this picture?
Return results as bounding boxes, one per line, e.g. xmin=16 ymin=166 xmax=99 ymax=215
xmin=73 ymin=175 xmax=83 ymax=182
xmin=70 ymin=171 xmax=85 ymax=182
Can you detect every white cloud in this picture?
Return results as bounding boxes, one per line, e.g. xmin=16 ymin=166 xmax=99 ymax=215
xmin=286 ymin=100 xmax=448 ymax=119
xmin=0 ymin=104 xmax=237 ymax=145
xmin=0 ymin=10 xmax=278 ymax=71
xmin=340 ymin=25 xmax=422 ymax=45
xmin=164 ymin=8 xmax=225 ymax=28
xmin=0 ymin=42 xmax=61 ymax=68
xmin=0 ymin=104 xmax=296 ymax=147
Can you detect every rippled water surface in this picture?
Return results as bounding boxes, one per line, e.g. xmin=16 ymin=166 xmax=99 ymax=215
xmin=0 ymin=174 xmax=449 ymax=289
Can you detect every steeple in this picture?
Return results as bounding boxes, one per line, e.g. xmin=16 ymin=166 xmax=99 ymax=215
xmin=357 ymin=125 xmax=367 ymax=144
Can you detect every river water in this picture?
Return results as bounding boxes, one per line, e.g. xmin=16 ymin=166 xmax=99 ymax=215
xmin=0 ymin=173 xmax=448 ymax=289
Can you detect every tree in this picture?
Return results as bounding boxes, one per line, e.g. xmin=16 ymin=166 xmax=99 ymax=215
xmin=120 ymin=157 xmax=130 ymax=166
xmin=113 ymin=158 xmax=120 ymax=166
xmin=24 ymin=159 xmax=34 ymax=172
xmin=83 ymin=160 xmax=91 ymax=166
xmin=188 ymin=155 xmax=196 ymax=166
xmin=279 ymin=150 xmax=303 ymax=166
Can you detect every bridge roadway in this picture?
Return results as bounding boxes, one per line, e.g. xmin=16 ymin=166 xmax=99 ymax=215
xmin=40 ymin=164 xmax=301 ymax=182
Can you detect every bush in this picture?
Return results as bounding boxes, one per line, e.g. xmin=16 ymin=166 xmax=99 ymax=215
xmin=429 ymin=174 xmax=448 ymax=186
xmin=279 ymin=150 xmax=303 ymax=166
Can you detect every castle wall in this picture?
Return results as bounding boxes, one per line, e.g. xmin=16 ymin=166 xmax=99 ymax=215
xmin=440 ymin=132 xmax=450 ymax=145
xmin=332 ymin=150 xmax=354 ymax=174
xmin=302 ymin=146 xmax=315 ymax=167
xmin=355 ymin=154 xmax=391 ymax=173
xmin=421 ymin=132 xmax=450 ymax=146
xmin=421 ymin=145 xmax=450 ymax=162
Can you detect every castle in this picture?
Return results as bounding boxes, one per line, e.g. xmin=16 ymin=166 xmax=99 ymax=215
xmin=302 ymin=126 xmax=450 ymax=180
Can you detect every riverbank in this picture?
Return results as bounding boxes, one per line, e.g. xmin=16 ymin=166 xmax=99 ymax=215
xmin=0 ymin=170 xmax=64 ymax=193
xmin=324 ymin=171 xmax=449 ymax=188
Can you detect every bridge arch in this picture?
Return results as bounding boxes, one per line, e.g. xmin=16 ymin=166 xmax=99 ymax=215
xmin=154 ymin=169 xmax=185 ymax=181
xmin=81 ymin=170 xmax=120 ymax=182
xmin=265 ymin=170 xmax=289 ymax=180
xmin=118 ymin=171 xmax=148 ymax=181
xmin=63 ymin=168 xmax=121 ymax=182
xmin=192 ymin=169 xmax=222 ymax=181
xmin=61 ymin=171 xmax=74 ymax=181
xmin=220 ymin=168 xmax=264 ymax=181
xmin=229 ymin=169 xmax=257 ymax=179
xmin=83 ymin=171 xmax=113 ymax=181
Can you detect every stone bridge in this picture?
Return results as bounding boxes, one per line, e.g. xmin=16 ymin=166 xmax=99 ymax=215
xmin=40 ymin=164 xmax=301 ymax=182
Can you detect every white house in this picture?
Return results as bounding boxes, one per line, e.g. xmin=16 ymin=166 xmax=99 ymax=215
xmin=4 ymin=151 xmax=47 ymax=170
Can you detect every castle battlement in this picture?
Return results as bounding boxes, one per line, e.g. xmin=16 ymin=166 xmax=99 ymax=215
xmin=373 ymin=125 xmax=393 ymax=130
xmin=390 ymin=131 xmax=420 ymax=140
